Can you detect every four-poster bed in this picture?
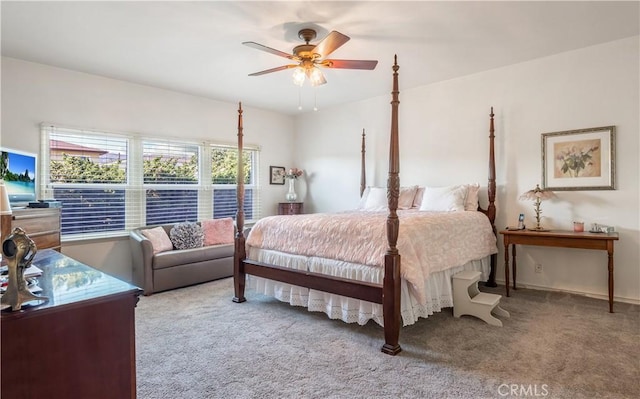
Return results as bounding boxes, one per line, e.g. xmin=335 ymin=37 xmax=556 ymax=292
xmin=233 ymin=57 xmax=498 ymax=355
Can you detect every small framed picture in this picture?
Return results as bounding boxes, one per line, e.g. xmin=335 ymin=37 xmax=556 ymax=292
xmin=270 ymin=166 xmax=285 ymax=185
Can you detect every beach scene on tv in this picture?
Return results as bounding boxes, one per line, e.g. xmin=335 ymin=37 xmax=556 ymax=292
xmin=1 ymin=150 xmax=36 ymax=199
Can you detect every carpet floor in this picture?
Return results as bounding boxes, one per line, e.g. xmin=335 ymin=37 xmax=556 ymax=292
xmin=135 ymin=278 xmax=639 ymax=399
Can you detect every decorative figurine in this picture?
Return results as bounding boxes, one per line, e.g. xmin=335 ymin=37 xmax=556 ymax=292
xmin=1 ymin=227 xmax=48 ymax=311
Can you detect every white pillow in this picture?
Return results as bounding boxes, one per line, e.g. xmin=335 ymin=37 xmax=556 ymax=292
xmin=360 ymin=186 xmax=417 ymax=211
xmin=464 ymin=183 xmax=480 ymax=211
xmin=357 ymin=186 xmax=372 ymax=209
xmin=419 ymin=185 xmax=467 ymax=212
xmin=362 ymin=187 xmax=388 ymax=211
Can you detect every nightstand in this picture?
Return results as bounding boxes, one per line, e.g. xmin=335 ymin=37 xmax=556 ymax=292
xmin=278 ymin=202 xmax=303 ymax=215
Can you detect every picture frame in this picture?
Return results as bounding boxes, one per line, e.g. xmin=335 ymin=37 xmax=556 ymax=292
xmin=541 ymin=126 xmax=615 ymax=191
xmin=269 ymin=166 xmax=285 ymax=185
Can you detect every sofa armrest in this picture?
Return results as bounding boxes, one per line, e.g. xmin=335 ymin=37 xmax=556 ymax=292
xmin=129 ymin=229 xmax=155 ymax=295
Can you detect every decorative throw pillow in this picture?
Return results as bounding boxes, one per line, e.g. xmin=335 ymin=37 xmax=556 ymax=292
xmin=464 ymin=183 xmax=480 ymax=211
xmin=413 ymin=187 xmax=425 ymax=208
xmin=202 ymin=218 xmax=234 ymax=246
xmin=141 ymin=226 xmax=174 ymax=255
xmin=169 ymin=222 xmax=204 ymax=250
xmin=419 ymin=185 xmax=467 ymax=212
xmin=398 ymin=186 xmax=419 ymax=209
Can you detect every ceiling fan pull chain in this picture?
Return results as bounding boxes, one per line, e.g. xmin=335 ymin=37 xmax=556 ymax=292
xmin=298 ymin=86 xmax=302 ymax=111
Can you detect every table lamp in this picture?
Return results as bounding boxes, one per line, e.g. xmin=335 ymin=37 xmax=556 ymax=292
xmin=1 ymin=180 xmax=11 ymax=262
xmin=519 ymin=184 xmax=555 ymax=231
xmin=0 ymin=180 xmax=11 ymax=216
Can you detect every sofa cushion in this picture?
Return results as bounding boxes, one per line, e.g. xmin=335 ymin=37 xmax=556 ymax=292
xmin=141 ymin=226 xmax=174 ymax=255
xmin=202 ymin=218 xmax=234 ymax=246
xmin=170 ymin=221 xmax=204 ymax=250
xmin=152 ymin=244 xmax=234 ymax=270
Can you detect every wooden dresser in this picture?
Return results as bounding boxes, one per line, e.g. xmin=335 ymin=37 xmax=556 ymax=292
xmin=0 ymin=207 xmax=61 ymax=251
xmin=278 ymin=202 xmax=303 ymax=215
xmin=1 ymin=249 xmax=142 ymax=399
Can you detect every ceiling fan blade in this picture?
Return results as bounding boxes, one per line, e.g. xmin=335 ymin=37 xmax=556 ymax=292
xmin=248 ymin=65 xmax=297 ymax=76
xmin=242 ymin=41 xmax=296 ymax=60
xmin=312 ymin=30 xmax=350 ymax=59
xmin=321 ymin=59 xmax=378 ymax=70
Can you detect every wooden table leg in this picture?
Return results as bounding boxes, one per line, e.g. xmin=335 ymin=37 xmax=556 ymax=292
xmin=503 ymin=237 xmax=510 ymax=297
xmin=512 ymin=244 xmax=517 ymax=291
xmin=608 ymin=242 xmax=614 ymax=313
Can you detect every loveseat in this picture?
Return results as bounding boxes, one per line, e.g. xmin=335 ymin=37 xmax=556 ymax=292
xmin=129 ymin=220 xmax=235 ymax=295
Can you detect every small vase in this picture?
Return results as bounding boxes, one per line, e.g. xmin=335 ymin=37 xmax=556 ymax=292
xmin=285 ymin=178 xmax=298 ymax=202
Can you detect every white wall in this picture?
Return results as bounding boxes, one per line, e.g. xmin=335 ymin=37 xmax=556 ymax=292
xmin=1 ymin=57 xmax=296 ymax=281
xmin=294 ymin=36 xmax=640 ymax=304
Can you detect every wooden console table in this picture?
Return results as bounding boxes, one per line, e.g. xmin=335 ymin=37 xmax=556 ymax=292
xmin=1 ymin=249 xmax=143 ymax=398
xmin=499 ymin=229 xmax=619 ymax=312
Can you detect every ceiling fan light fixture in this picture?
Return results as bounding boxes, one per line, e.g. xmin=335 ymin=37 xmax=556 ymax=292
xmin=309 ymin=67 xmax=325 ymax=87
xmin=292 ymin=66 xmax=306 ymax=86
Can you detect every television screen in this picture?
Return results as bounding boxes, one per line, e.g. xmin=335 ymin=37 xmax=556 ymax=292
xmin=0 ymin=148 xmax=37 ymax=205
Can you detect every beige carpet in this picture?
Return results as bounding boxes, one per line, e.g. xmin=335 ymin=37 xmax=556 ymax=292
xmin=135 ymin=277 xmax=639 ymax=399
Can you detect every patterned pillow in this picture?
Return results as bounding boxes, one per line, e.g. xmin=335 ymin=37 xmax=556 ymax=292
xmin=169 ymin=222 xmax=204 ymax=250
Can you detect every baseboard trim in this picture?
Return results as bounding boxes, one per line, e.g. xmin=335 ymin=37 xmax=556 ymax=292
xmin=493 ymin=279 xmax=640 ymax=306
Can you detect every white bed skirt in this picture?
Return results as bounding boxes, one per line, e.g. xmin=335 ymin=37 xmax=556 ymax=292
xmin=246 ymin=248 xmax=491 ymax=327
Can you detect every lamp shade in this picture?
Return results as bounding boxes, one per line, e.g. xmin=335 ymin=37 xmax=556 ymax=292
xmin=519 ymin=184 xmax=556 ymax=201
xmin=0 ymin=180 xmax=12 ymax=215
xmin=292 ymin=67 xmax=306 ymax=86
xmin=519 ymin=184 xmax=555 ymax=231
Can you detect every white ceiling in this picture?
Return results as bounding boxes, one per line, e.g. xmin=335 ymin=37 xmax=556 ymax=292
xmin=2 ymin=1 xmax=638 ymax=116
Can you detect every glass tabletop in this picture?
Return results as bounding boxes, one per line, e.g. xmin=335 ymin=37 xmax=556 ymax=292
xmin=1 ymin=249 xmax=141 ymax=315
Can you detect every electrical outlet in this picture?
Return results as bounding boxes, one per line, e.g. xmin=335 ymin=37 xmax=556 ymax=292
xmin=535 ymin=263 xmax=543 ymax=273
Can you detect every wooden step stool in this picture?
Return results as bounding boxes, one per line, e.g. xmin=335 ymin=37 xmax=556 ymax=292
xmin=452 ymin=270 xmax=510 ymax=326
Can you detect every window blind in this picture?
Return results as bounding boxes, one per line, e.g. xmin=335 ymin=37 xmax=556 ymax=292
xmin=142 ymin=139 xmax=203 ymax=225
xmin=41 ymin=124 xmax=261 ymax=241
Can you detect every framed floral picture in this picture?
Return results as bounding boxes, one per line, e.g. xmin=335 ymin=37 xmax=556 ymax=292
xmin=542 ymin=126 xmax=615 ymax=191
xmin=269 ymin=166 xmax=285 ymax=185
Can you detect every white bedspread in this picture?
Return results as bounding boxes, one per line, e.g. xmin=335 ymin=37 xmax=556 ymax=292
xmin=246 ymin=210 xmax=497 ymax=303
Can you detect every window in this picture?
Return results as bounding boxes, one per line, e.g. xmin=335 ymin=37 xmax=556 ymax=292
xmin=211 ymin=145 xmax=255 ymax=220
xmin=143 ymin=140 xmax=200 ymax=226
xmin=41 ymin=125 xmax=260 ymax=240
xmin=45 ymin=128 xmax=129 ymax=236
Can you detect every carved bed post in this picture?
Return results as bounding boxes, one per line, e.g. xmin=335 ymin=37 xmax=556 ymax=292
xmin=382 ymin=56 xmax=402 ymax=355
xmin=360 ymin=129 xmax=366 ymax=197
xmin=233 ymin=102 xmax=247 ymax=303
xmin=485 ymin=106 xmax=498 ymax=287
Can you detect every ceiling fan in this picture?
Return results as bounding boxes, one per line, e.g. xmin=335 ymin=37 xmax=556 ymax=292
xmin=243 ymin=28 xmax=378 ymax=86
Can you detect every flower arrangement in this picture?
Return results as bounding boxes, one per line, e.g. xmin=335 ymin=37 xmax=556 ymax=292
xmin=557 ymin=144 xmax=599 ymax=177
xmin=285 ymin=168 xmax=303 ymax=179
